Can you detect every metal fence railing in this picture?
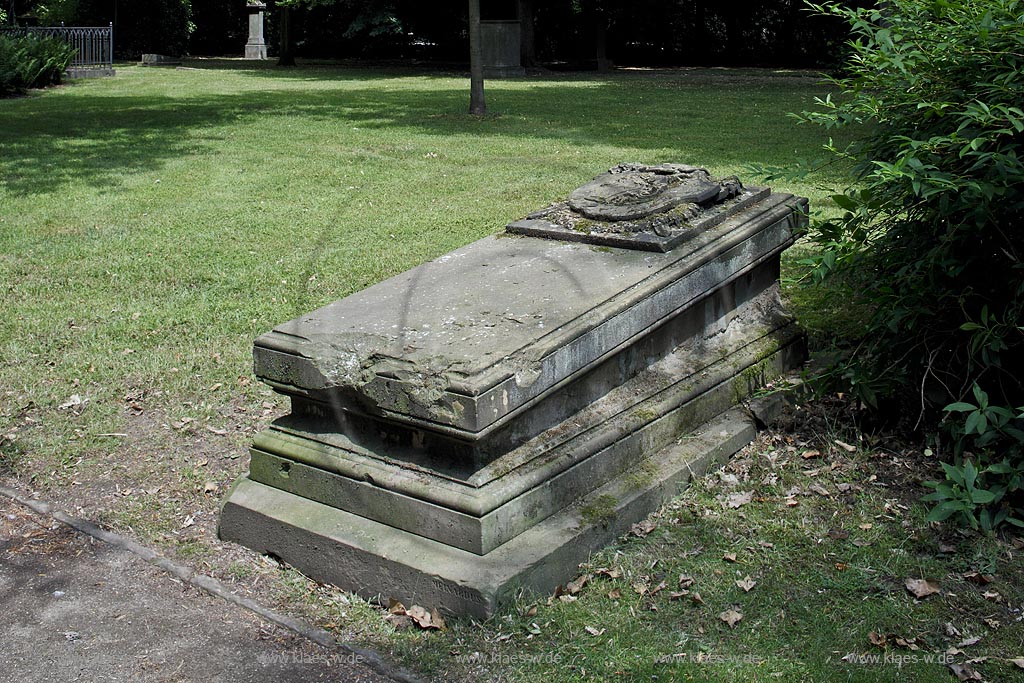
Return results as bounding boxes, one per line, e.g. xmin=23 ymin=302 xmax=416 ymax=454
xmin=0 ymin=24 xmax=114 ymax=69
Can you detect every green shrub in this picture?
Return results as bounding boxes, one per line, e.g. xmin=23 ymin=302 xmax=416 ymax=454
xmin=0 ymin=34 xmax=76 ymax=97
xmin=795 ymin=0 xmax=1024 ymax=529
xmin=923 ymin=385 xmax=1024 ymax=532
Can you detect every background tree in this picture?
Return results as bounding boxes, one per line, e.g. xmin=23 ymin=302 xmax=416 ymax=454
xmin=276 ymin=1 xmax=295 ymax=66
xmin=189 ymin=0 xmax=245 ymax=56
xmin=467 ymin=0 xmax=485 ymax=115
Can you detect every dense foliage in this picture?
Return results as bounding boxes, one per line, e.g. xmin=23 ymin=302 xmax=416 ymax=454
xmin=269 ymin=0 xmax=860 ymax=66
xmin=7 ymin=0 xmax=193 ymax=58
xmin=796 ymin=0 xmax=1024 ymax=530
xmin=4 ymin=0 xmax=861 ymax=66
xmin=0 ymin=33 xmax=75 ymax=96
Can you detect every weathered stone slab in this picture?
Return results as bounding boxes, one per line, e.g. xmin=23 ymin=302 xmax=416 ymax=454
xmin=220 ymin=404 xmax=765 ymax=618
xmin=254 ymin=192 xmax=806 ymax=439
xmin=245 ymin=293 xmax=802 ymax=554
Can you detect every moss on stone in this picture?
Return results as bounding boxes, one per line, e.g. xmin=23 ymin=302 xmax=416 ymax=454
xmin=625 ymin=458 xmax=659 ymax=490
xmin=580 ymin=494 xmax=618 ymax=528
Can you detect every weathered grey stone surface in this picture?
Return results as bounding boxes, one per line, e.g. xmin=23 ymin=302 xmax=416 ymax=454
xmin=140 ymin=54 xmax=181 ymax=66
xmin=246 ymin=291 xmax=802 ymax=554
xmin=507 ymin=163 xmax=761 ymax=251
xmin=567 ymin=163 xmax=735 ymax=221
xmin=480 ymin=20 xmax=525 ymax=78
xmin=220 ymin=405 xmax=765 ymax=619
xmin=245 ymin=2 xmax=268 ymax=60
xmin=255 ymin=192 xmax=806 ymax=438
xmin=220 ymin=164 xmax=809 ymax=617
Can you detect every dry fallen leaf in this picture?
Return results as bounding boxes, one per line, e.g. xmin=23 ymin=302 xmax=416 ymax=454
xmin=584 ymin=626 xmax=605 ymax=637
xmin=801 ymin=449 xmax=822 ymax=460
xmin=834 ymin=439 xmax=857 ymax=452
xmin=668 ymin=591 xmax=689 ymax=600
xmin=722 ymin=552 xmax=738 ymax=563
xmin=948 ymin=662 xmax=983 ymax=681
xmin=894 ymin=636 xmax=920 ymax=651
xmin=725 ymin=491 xmax=753 ymax=509
xmin=595 ymin=567 xmax=622 ymax=579
xmin=1010 ymin=658 xmax=1024 ymax=669
xmin=963 ymin=571 xmax=995 ymax=585
xmin=405 ymin=604 xmax=444 ymax=630
xmin=566 ymin=574 xmax=590 ymax=595
xmin=736 ymin=576 xmax=756 ymax=592
xmin=607 ymin=588 xmax=622 ymax=600
xmin=678 ymin=574 xmax=694 ymax=588
xmin=905 ymin=578 xmax=941 ymax=598
xmin=203 ymin=482 xmax=217 ymax=494
xmin=719 ymin=609 xmax=743 ymax=628
xmin=982 ymin=590 xmax=1002 ymax=602
xmin=384 ymin=614 xmax=413 ymax=630
xmin=868 ymin=631 xmax=886 ymax=648
xmin=58 ymin=394 xmax=85 ymax=410
xmin=631 ymin=519 xmax=657 ymax=538
xmin=827 ymin=528 xmax=850 ymax=540
xmin=690 ymin=592 xmax=705 ymax=605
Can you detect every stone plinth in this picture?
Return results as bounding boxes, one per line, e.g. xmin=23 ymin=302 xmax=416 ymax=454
xmin=219 ymin=163 xmax=808 ymax=618
xmin=245 ymin=2 xmax=268 ymax=60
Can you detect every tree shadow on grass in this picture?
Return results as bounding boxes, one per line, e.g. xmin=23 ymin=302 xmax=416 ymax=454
xmin=0 ymin=70 xmax=826 ymax=197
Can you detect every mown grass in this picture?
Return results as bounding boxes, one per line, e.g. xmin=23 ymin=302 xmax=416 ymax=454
xmin=4 ymin=63 xmax=1020 ymax=682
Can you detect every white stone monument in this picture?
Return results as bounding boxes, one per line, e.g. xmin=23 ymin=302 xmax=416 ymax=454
xmin=245 ymin=1 xmax=267 ymax=60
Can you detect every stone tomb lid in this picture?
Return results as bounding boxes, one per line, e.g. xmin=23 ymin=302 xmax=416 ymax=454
xmin=254 ymin=166 xmax=802 ymax=438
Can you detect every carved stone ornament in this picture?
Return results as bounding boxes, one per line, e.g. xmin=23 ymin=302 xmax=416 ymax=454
xmin=506 ymin=163 xmax=767 ymax=252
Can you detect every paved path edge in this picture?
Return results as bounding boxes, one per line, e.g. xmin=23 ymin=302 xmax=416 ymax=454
xmin=0 ymin=484 xmax=426 ymax=683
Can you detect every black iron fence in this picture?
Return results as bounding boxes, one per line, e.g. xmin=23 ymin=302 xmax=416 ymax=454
xmin=0 ymin=24 xmax=113 ymax=69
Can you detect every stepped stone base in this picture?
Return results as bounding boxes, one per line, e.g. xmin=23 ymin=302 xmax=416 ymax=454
xmin=220 ymin=402 xmax=778 ymax=618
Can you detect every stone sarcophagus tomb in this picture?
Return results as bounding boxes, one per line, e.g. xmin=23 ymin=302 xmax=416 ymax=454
xmin=219 ymin=164 xmax=808 ymax=617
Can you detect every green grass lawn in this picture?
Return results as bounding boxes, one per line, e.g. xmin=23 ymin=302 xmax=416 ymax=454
xmin=2 ymin=63 xmax=1021 ymax=683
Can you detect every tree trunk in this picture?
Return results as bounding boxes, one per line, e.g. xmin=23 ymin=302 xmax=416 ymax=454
xmin=468 ymin=0 xmax=486 ymax=115
xmin=594 ymin=7 xmax=610 ymax=72
xmin=277 ymin=5 xmax=296 ymax=67
xmin=518 ymin=0 xmax=536 ymax=68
